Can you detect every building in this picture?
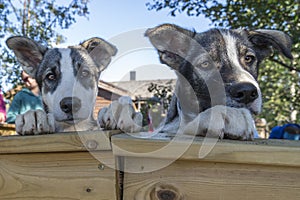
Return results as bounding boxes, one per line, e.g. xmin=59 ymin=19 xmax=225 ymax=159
xmin=111 ymin=78 xmax=176 ymax=129
xmin=94 ymin=80 xmax=131 ymax=118
xmin=110 ymin=79 xmax=176 ymax=110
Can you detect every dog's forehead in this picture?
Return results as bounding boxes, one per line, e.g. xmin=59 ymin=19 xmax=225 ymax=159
xmin=188 ymin=28 xmax=257 ymax=71
xmin=194 ymin=29 xmax=251 ymax=51
xmin=37 ymin=48 xmax=61 ymax=73
xmin=69 ymin=46 xmax=99 ymax=70
xmin=43 ymin=46 xmax=88 ymax=61
xmin=40 ymin=46 xmax=95 ymax=70
xmin=44 ymin=48 xmax=61 ymax=60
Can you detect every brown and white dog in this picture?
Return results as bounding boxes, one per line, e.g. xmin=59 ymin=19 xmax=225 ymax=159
xmin=146 ymin=24 xmax=293 ymax=140
xmin=6 ymin=36 xmax=142 ymax=135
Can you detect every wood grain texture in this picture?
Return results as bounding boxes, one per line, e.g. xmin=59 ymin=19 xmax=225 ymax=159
xmin=113 ymin=133 xmax=300 ymax=199
xmin=111 ymin=133 xmax=300 ymax=167
xmin=0 ymin=151 xmax=116 ymax=200
xmin=0 ymin=131 xmax=299 ymax=199
xmin=122 ymin=157 xmax=300 ymax=200
xmin=0 ymin=130 xmax=121 ymax=154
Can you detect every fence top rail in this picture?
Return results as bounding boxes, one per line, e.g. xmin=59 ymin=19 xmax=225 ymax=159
xmin=0 ymin=130 xmax=299 ymax=167
xmin=0 ymin=130 xmax=120 ymax=154
xmin=111 ymin=132 xmax=300 ymax=167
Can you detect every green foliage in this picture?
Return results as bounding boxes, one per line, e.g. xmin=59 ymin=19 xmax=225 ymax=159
xmin=146 ymin=0 xmax=300 ymax=127
xmin=147 ymin=81 xmax=173 ymax=111
xmin=139 ymin=81 xmax=174 ymax=127
xmin=0 ymin=0 xmax=89 ymax=91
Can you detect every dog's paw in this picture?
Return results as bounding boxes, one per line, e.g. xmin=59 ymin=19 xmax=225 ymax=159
xmin=15 ymin=109 xmax=55 ymax=135
xmin=97 ymin=96 xmax=142 ymax=133
xmin=184 ymin=105 xmax=255 ymax=140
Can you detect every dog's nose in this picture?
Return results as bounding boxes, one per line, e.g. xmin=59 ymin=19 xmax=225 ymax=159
xmin=60 ymin=97 xmax=81 ymax=114
xmin=229 ymin=83 xmax=258 ymax=104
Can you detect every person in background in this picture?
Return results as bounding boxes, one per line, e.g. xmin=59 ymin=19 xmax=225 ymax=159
xmin=6 ymin=71 xmax=43 ymax=124
xmin=269 ymin=123 xmax=300 ymax=140
xmin=0 ymin=91 xmax=6 ymax=123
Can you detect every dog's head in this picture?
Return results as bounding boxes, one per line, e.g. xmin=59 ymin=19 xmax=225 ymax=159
xmin=146 ymin=24 xmax=293 ymax=114
xmin=6 ymin=37 xmax=117 ymax=125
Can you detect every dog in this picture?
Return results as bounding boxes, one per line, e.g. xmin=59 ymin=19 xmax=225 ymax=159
xmin=6 ymin=36 xmax=142 ymax=135
xmin=146 ymin=24 xmax=293 ymax=140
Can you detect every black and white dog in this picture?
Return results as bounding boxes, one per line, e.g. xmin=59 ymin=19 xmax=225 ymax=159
xmin=6 ymin=37 xmax=142 ymax=135
xmin=146 ymin=24 xmax=293 ymax=140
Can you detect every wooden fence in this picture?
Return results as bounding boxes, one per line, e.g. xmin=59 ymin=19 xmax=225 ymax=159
xmin=0 ymin=130 xmax=299 ymax=199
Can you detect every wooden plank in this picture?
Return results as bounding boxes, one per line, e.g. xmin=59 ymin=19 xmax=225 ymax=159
xmin=0 ymin=130 xmax=121 ymax=154
xmin=0 ymin=151 xmax=116 ymax=200
xmin=0 ymin=130 xmax=299 ymax=200
xmin=122 ymin=156 xmax=300 ymax=200
xmin=111 ymin=133 xmax=300 ymax=167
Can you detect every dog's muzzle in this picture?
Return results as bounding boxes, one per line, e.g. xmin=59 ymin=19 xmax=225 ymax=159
xmin=227 ymin=82 xmax=262 ymax=114
xmin=60 ymin=97 xmax=82 ymax=114
xmin=229 ymin=82 xmax=258 ymax=104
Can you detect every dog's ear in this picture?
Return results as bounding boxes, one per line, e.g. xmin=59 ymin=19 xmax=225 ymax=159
xmin=80 ymin=37 xmax=117 ymax=71
xmin=6 ymin=36 xmax=47 ymax=77
xmin=248 ymin=29 xmax=293 ymax=60
xmin=145 ymin=24 xmax=195 ymax=70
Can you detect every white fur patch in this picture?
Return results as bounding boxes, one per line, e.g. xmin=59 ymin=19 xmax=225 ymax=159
xmin=222 ymin=32 xmax=241 ymax=68
xmin=221 ymin=32 xmax=262 ymax=113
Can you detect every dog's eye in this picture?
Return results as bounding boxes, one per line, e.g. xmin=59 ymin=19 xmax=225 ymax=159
xmin=81 ymin=69 xmax=90 ymax=77
xmin=46 ymin=73 xmax=56 ymax=81
xmin=244 ymin=55 xmax=255 ymax=64
xmin=201 ymin=61 xmax=210 ymax=68
xmin=197 ymin=61 xmax=211 ymax=69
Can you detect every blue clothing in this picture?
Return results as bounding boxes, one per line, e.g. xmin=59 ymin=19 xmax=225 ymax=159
xmin=253 ymin=129 xmax=260 ymax=139
xmin=6 ymin=88 xmax=43 ymax=123
xmin=269 ymin=123 xmax=300 ymax=140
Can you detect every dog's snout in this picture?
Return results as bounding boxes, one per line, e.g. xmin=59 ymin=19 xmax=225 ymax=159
xmin=229 ymin=83 xmax=258 ymax=104
xmin=60 ymin=97 xmax=81 ymax=114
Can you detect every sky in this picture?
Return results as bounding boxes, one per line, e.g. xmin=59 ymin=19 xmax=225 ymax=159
xmin=57 ymin=0 xmax=212 ymax=82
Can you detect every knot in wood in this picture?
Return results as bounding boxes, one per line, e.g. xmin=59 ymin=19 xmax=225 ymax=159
xmin=157 ymin=189 xmax=177 ymax=200
xmin=150 ymin=183 xmax=182 ymax=200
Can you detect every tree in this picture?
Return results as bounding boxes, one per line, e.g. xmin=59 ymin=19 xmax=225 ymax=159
xmin=139 ymin=81 xmax=174 ymax=128
xmin=0 ymin=0 xmax=89 ymax=91
xmin=146 ymin=0 xmax=300 ymax=128
xmin=147 ymin=81 xmax=173 ymax=112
